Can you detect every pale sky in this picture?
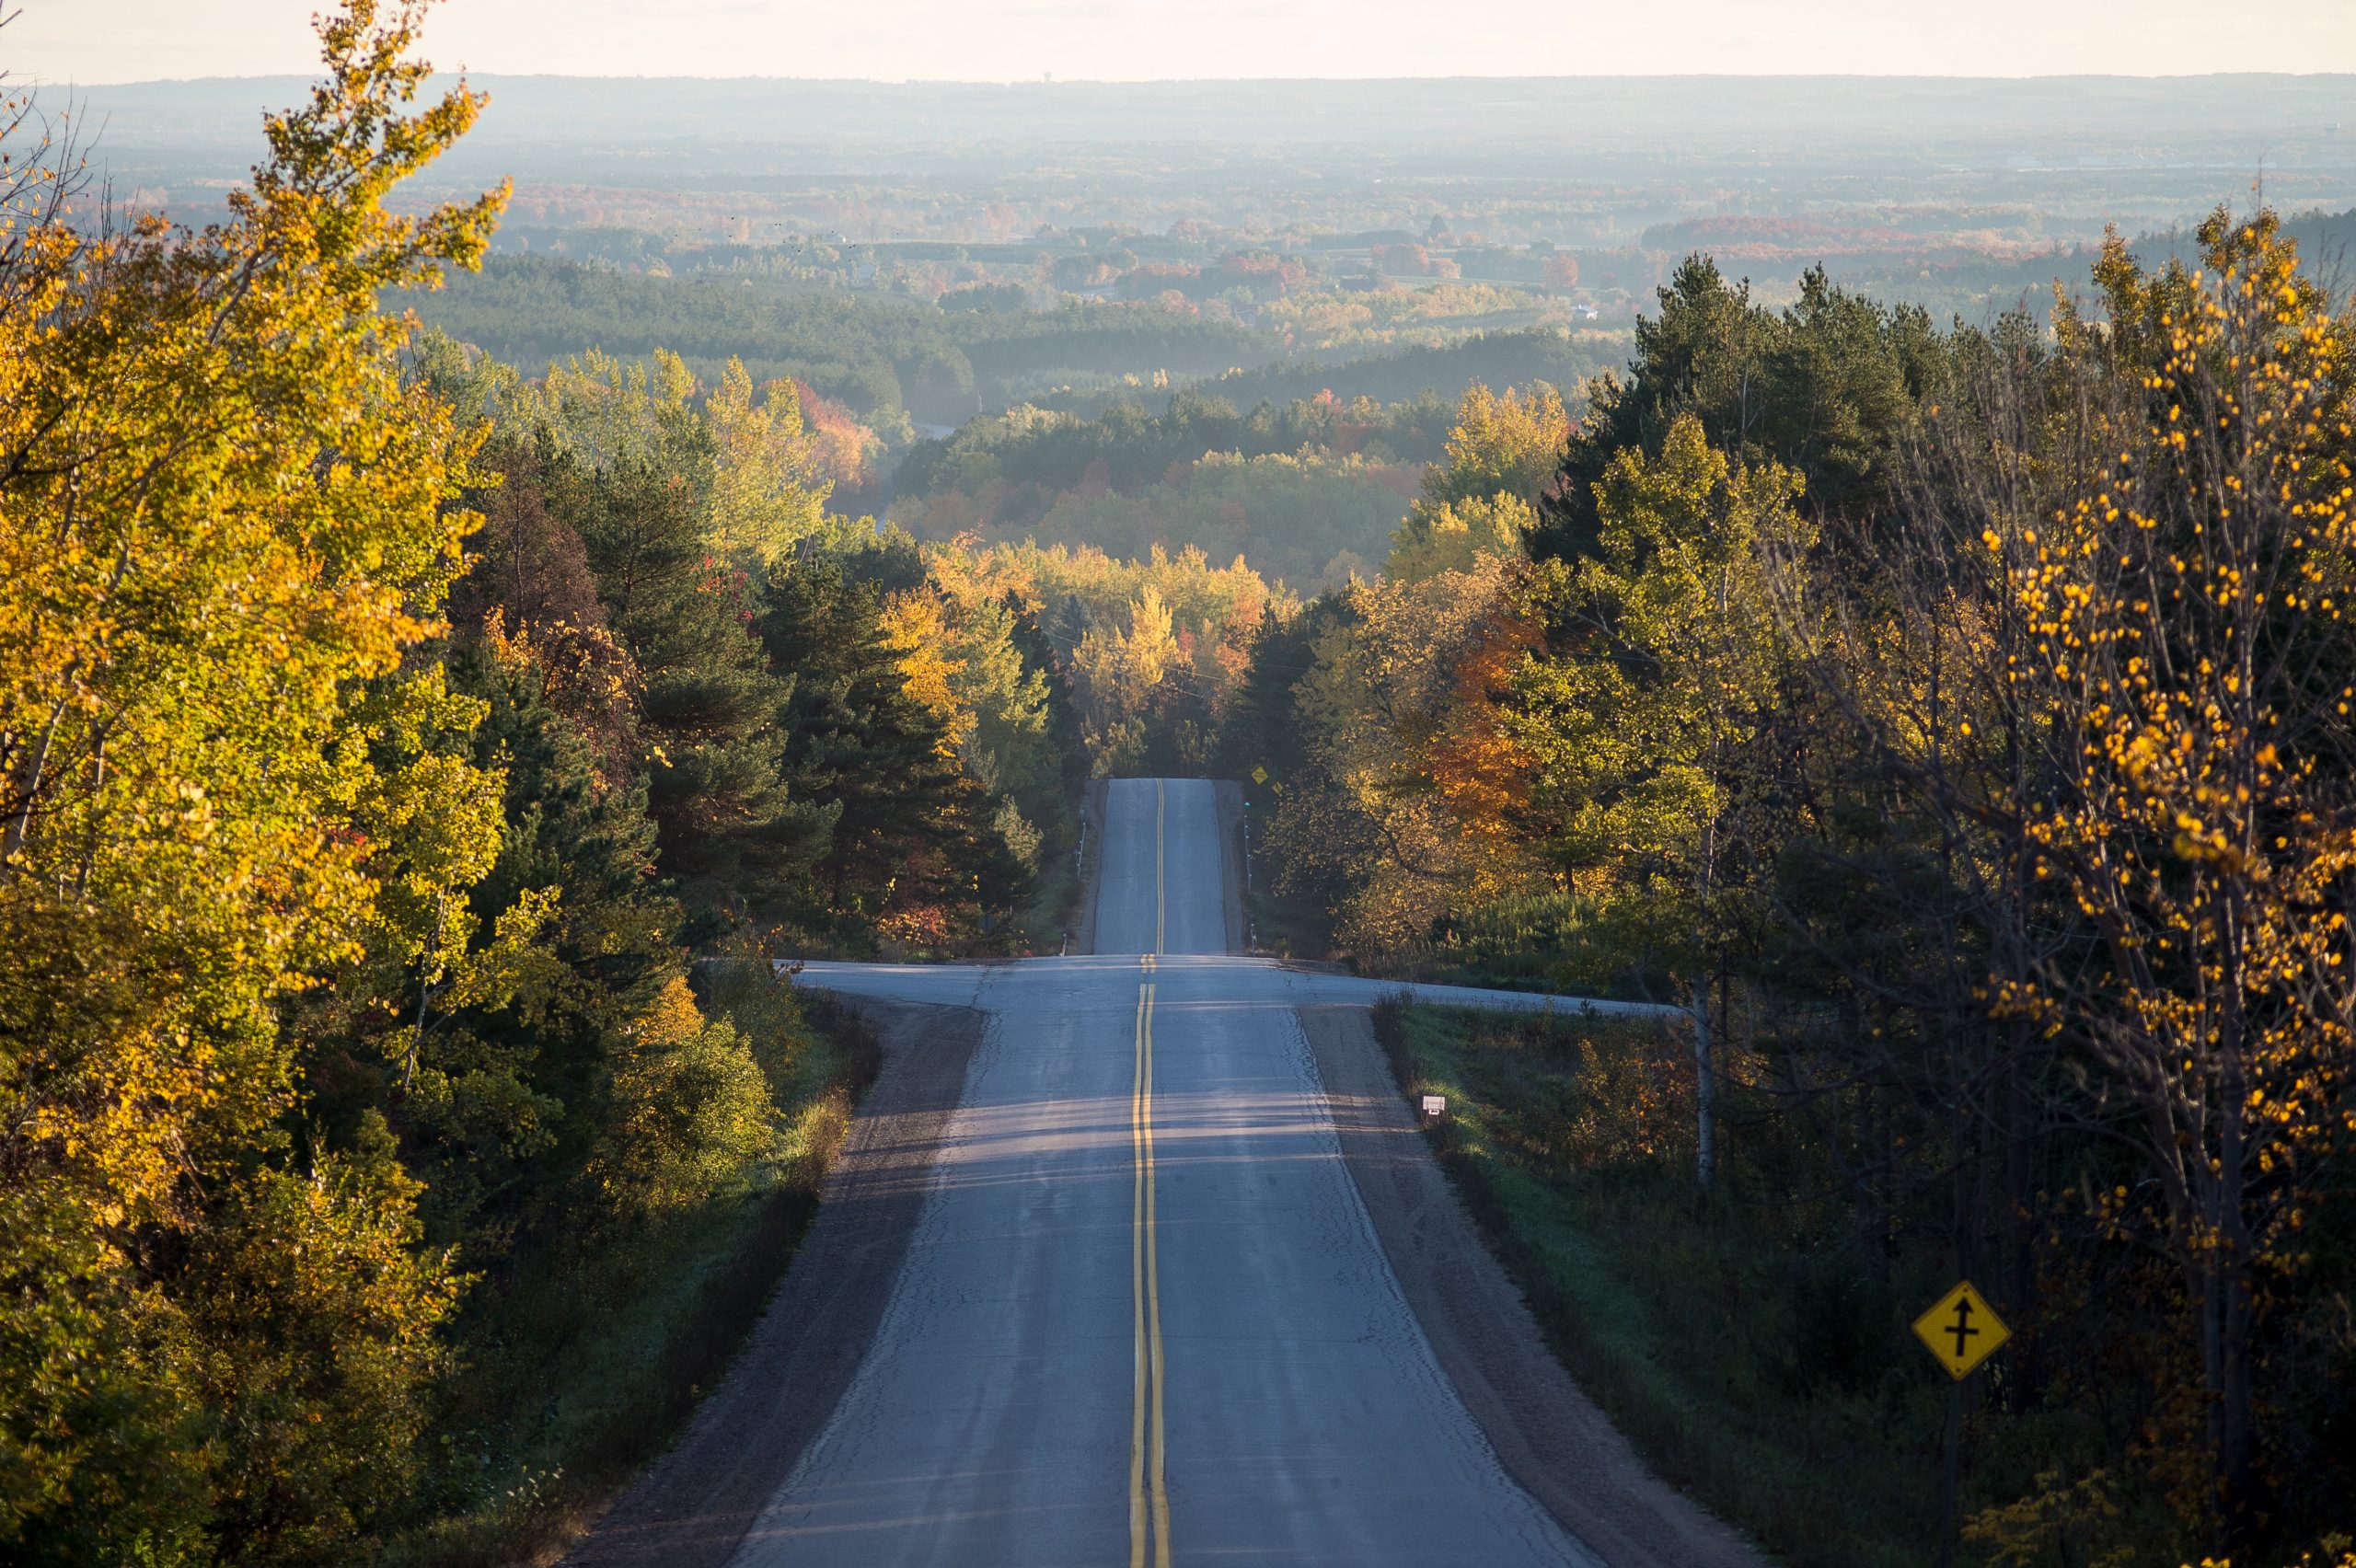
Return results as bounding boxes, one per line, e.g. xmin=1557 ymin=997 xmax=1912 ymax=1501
xmin=10 ymin=0 xmax=2356 ymax=84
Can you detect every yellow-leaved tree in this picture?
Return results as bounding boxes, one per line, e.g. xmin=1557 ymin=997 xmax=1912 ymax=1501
xmin=0 ymin=3 xmax=506 ymax=1557
xmin=1383 ymin=383 xmax=1567 ymax=582
xmin=1983 ymin=215 xmax=2354 ymax=1533
xmin=1855 ymin=209 xmax=2356 ymax=1537
xmin=509 ymin=348 xmax=835 ymax=567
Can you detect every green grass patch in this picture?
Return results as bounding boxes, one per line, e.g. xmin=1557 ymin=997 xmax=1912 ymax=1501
xmin=1012 ymin=816 xmax=1084 ymax=955
xmin=1246 ymin=886 xmax=1336 ymax=961
xmin=1378 ymin=1002 xmax=2185 ymax=1568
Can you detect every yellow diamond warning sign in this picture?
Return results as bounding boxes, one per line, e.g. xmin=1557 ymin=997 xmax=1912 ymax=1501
xmin=1912 ymin=1280 xmax=2009 ymax=1380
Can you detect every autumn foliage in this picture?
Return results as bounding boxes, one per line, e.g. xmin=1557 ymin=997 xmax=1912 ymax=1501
xmin=1236 ymin=221 xmax=2356 ymax=1560
xmin=0 ymin=7 xmax=1084 ymax=1562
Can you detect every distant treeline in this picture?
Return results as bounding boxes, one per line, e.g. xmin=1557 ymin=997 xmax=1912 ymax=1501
xmin=892 ymin=389 xmax=1478 ymax=588
xmin=896 ymin=387 xmax=1456 ymax=499
xmin=1051 ymin=327 xmax=1607 ymax=419
xmin=1875 ymin=203 xmax=2356 ymax=320
xmin=403 ymin=256 xmax=1268 ymax=425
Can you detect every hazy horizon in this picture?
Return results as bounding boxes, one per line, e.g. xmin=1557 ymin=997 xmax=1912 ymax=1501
xmin=16 ymin=0 xmax=2356 ymax=85
xmin=34 ymin=68 xmax=2356 ymax=86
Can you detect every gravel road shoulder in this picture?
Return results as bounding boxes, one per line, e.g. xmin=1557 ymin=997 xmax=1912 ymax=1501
xmin=1073 ymin=778 xmax=1107 ymax=956
xmin=562 ymin=999 xmax=985 ymax=1568
xmin=1297 ymin=1003 xmax=1767 ymax=1568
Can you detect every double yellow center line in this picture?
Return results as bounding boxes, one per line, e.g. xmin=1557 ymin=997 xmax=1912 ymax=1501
xmin=1130 ymin=779 xmax=1172 ymax=1568
xmin=1128 ymin=972 xmax=1170 ymax=1567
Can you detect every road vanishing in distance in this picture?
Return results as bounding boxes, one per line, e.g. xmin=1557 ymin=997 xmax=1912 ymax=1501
xmin=727 ymin=778 xmax=1636 ymax=1566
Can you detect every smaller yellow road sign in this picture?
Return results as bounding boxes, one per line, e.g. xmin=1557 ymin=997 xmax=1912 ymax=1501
xmin=1913 ymin=1280 xmax=2010 ymax=1379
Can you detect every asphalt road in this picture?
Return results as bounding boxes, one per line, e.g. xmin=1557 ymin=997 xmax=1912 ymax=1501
xmin=736 ymin=778 xmax=1621 ymax=1567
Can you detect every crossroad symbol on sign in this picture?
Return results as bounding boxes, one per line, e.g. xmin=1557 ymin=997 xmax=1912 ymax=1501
xmin=1912 ymin=1280 xmax=2010 ymax=1380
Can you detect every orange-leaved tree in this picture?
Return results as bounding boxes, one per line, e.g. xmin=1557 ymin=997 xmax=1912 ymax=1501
xmin=1272 ymin=557 xmax=1542 ymax=957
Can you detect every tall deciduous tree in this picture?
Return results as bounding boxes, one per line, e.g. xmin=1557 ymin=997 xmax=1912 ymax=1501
xmin=0 ymin=2 xmax=504 ymax=1554
xmin=1385 ymin=383 xmax=1567 ymax=581
xmin=1860 ymin=213 xmax=2356 ymax=1535
xmin=1511 ymin=413 xmax=1808 ymax=1184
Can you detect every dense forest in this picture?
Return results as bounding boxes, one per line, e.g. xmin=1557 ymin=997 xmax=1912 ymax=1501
xmin=1057 ymin=327 xmax=1607 ymax=419
xmin=0 ymin=18 xmax=1113 ymax=1562
xmin=1213 ymin=242 xmax=2356 ymax=1564
xmin=7 ymin=8 xmax=2356 ymax=1568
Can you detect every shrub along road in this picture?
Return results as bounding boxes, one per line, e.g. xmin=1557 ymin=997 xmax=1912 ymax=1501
xmin=568 ymin=778 xmax=1749 ymax=1567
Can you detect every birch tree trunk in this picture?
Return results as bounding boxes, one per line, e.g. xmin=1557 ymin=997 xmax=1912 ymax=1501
xmin=1691 ymin=977 xmax=1716 ymax=1189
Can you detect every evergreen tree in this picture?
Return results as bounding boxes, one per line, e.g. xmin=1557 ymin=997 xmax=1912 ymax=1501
xmin=385 ymin=644 xmax=679 ymax=1249
xmin=551 ymin=455 xmax=834 ymax=925
xmin=1532 ymin=259 xmax=1941 ymax=561
xmin=759 ymin=555 xmax=1022 ymax=935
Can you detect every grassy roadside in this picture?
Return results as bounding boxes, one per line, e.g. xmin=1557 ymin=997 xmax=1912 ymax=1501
xmin=1013 ymin=801 xmax=1090 ymax=955
xmin=1245 ymin=886 xmax=1334 ymax=959
xmin=1376 ymin=1002 xmax=2187 ymax=1568
xmin=1236 ymin=794 xmax=1334 ymax=959
xmin=1013 ymin=845 xmax=1080 ymax=954
xmin=387 ymin=977 xmax=882 ymax=1567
